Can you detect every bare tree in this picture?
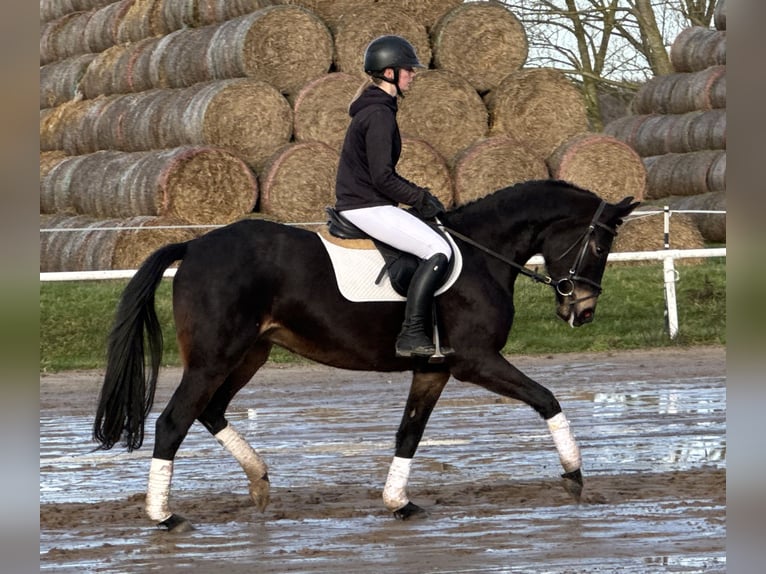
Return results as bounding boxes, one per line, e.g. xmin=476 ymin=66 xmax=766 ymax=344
xmin=498 ymin=0 xmax=718 ymax=129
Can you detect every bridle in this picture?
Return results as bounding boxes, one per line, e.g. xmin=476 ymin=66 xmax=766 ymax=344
xmin=438 ymin=200 xmax=616 ymax=302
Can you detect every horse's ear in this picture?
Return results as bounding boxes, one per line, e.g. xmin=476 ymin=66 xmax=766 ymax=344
xmin=614 ymin=196 xmax=640 ymax=217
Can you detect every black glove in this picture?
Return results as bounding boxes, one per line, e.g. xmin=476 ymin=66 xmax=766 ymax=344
xmin=413 ymin=191 xmax=446 ymax=220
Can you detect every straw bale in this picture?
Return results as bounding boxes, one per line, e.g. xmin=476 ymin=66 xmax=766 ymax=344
xmin=77 ymin=5 xmax=332 ymax=98
xmin=40 ymin=12 xmax=92 ymax=66
xmin=485 ymin=68 xmax=588 ymax=159
xmin=613 ymin=209 xmax=705 ymax=254
xmin=39 ymin=98 xmax=103 ymax=153
xmin=631 ymin=65 xmax=726 ymax=115
xmin=452 ymin=136 xmax=548 ymax=205
xmin=40 ymin=213 xmax=196 ymax=271
xmin=714 ymin=0 xmax=726 ymax=31
xmin=39 ymin=146 xmax=258 ymax=225
xmin=547 ymin=133 xmax=646 ymax=204
xmin=260 ymin=142 xmax=339 ymax=223
xmin=207 ymin=5 xmax=333 ymax=96
xmin=40 ymin=213 xmax=123 ymax=271
xmin=643 ymin=150 xmax=725 ymax=199
xmin=83 ymin=0 xmax=133 ymax=53
xmin=293 ymin=73 xmax=361 ymax=151
xmin=40 ymin=80 xmax=293 ymax=172
xmin=40 ymin=53 xmax=96 ymax=108
xmin=280 ymin=0 xmax=462 ymax=31
xmin=644 ymin=192 xmax=726 ymax=243
xmin=604 ymin=110 xmax=726 ymax=157
xmin=670 ymin=27 xmax=726 ymax=73
xmin=40 ymin=0 xmax=119 ymax=24
xmin=111 ymin=215 xmax=200 ymax=270
xmin=431 ymin=1 xmax=527 ymax=94
xmin=115 ymin=0 xmax=279 ymax=46
xmin=333 ymin=5 xmax=432 ymax=78
xmin=399 ymin=138 xmax=454 ymax=208
xmin=398 ymin=70 xmax=488 ymax=164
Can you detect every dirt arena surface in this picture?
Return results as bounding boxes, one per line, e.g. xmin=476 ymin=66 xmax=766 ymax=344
xmin=40 ymin=346 xmax=726 ymax=573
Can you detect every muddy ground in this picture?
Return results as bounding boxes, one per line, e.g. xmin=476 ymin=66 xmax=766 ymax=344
xmin=40 ymin=346 xmax=726 ymax=573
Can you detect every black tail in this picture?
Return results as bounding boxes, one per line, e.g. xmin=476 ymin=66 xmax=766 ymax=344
xmin=93 ymin=242 xmax=188 ymax=451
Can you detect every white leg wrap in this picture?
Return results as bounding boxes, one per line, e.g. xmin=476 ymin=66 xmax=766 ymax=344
xmin=146 ymin=458 xmax=173 ymax=523
xmin=215 ymin=424 xmax=268 ymax=482
xmin=383 ymin=456 xmax=412 ymax=511
xmin=547 ymin=412 xmax=582 ymax=473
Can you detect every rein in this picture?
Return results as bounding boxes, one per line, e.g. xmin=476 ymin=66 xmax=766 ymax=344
xmin=437 ymin=200 xmax=612 ymax=300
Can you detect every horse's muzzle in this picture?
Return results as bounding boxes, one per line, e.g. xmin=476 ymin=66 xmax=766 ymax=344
xmin=556 ymin=290 xmax=599 ymax=327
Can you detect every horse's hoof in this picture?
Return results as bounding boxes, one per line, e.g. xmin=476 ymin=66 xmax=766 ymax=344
xmin=561 ymin=468 xmax=583 ymax=503
xmin=158 ymin=513 xmax=195 ymax=533
xmin=249 ymin=476 xmax=271 ymax=512
xmin=393 ymin=501 xmax=428 ymax=520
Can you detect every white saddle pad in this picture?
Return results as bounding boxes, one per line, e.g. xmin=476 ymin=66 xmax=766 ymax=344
xmin=317 ymin=232 xmax=462 ymax=302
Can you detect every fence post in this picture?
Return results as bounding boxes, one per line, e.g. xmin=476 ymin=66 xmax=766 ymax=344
xmin=663 ymin=206 xmax=679 ymax=339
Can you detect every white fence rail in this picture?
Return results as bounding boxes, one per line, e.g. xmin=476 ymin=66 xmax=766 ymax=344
xmin=39 ymin=208 xmax=726 ymax=338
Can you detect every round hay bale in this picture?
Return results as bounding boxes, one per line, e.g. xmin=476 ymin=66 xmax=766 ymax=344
xmin=631 ymin=65 xmax=726 ymax=115
xmin=40 ymin=153 xmax=81 ymax=214
xmin=613 ymin=209 xmax=705 ymax=254
xmin=40 ymin=213 xmax=197 ymax=271
xmin=76 ymin=43 xmax=130 ymax=99
xmin=333 ymin=5 xmax=432 ymax=78
xmin=604 ymin=109 xmax=726 ymax=156
xmin=452 ymin=136 xmax=548 ymax=205
xmin=40 ymin=0 xmax=119 ymax=24
xmin=707 ymin=150 xmax=726 ymax=192
xmin=40 ymin=151 xmax=69 ymax=180
xmin=431 ymin=1 xmax=527 ymax=93
xmin=207 ymin=5 xmax=333 ymax=96
xmin=643 ymin=150 xmax=725 ymax=199
xmin=117 ymin=0 xmax=277 ymax=45
xmin=39 ymin=98 xmax=102 ymax=153
xmin=42 ymin=80 xmax=293 ymax=172
xmin=399 ymin=137 xmax=455 ymax=208
xmin=111 ymin=215 xmax=200 ymax=270
xmin=39 ymin=53 xmax=96 ymax=108
xmin=83 ymin=0 xmax=133 ymax=53
xmin=485 ymin=68 xmax=588 ymax=159
xmin=39 ymin=213 xmax=123 ymax=271
xmin=281 ymin=0 xmax=463 ymax=31
xmin=546 ymin=133 xmax=646 ymax=204
xmin=260 ymin=141 xmax=339 ymax=223
xmin=714 ymin=0 xmax=726 ymax=31
xmin=40 ymin=147 xmax=258 ymax=224
xmin=398 ymin=69 xmax=488 ymax=164
xmin=670 ymin=27 xmax=726 ymax=73
xmin=645 ymin=192 xmax=726 ymax=243
xmin=293 ymin=72 xmax=361 ymax=151
xmin=40 ymin=11 xmax=93 ymax=66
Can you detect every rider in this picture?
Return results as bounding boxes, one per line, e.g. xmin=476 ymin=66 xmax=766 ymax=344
xmin=334 ymin=35 xmax=452 ymax=359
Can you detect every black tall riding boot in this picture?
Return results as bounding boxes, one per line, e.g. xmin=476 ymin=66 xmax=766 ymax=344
xmin=395 ymin=253 xmax=449 ymax=358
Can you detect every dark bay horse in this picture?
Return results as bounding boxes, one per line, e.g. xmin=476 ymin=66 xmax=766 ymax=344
xmin=93 ymin=179 xmax=638 ymax=532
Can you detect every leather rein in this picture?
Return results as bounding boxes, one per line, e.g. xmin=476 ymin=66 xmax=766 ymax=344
xmin=437 ymin=200 xmax=615 ymax=301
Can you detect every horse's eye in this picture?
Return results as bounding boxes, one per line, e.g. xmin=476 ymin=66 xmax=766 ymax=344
xmin=594 ymin=244 xmax=605 ymax=256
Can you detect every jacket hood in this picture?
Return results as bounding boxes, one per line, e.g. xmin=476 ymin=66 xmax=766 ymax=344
xmin=349 ymin=85 xmax=397 ymax=117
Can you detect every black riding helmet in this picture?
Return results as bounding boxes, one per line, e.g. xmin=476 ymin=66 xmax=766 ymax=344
xmin=363 ymin=35 xmax=424 ymax=96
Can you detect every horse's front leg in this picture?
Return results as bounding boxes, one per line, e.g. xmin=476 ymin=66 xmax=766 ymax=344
xmin=451 ymin=355 xmax=583 ymax=502
xmin=384 ymin=368 xmax=450 ymax=520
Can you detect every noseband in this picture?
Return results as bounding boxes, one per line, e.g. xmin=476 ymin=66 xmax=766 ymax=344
xmin=439 ymin=200 xmax=615 ymax=302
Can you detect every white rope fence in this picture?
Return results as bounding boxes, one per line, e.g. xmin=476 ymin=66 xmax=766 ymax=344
xmin=40 ymin=208 xmax=726 ymax=338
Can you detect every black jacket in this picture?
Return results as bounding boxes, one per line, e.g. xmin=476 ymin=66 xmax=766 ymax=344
xmin=335 ymin=85 xmax=428 ymax=211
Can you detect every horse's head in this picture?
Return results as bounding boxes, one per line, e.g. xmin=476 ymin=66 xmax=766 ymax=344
xmin=542 ymin=196 xmax=639 ymax=327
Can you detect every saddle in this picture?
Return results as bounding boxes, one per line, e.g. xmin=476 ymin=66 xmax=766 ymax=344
xmin=325 ymin=207 xmax=452 ymax=297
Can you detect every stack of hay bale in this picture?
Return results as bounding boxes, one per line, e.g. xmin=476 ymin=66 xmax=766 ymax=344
xmin=41 ymin=0 xmax=700 ymax=272
xmin=604 ymin=0 xmax=726 ymax=249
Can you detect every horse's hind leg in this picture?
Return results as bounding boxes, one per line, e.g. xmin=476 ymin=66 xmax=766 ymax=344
xmin=146 ymin=343 xmax=270 ymax=532
xmin=384 ymin=368 xmax=450 ymax=520
xmin=198 ymin=342 xmax=273 ymax=512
